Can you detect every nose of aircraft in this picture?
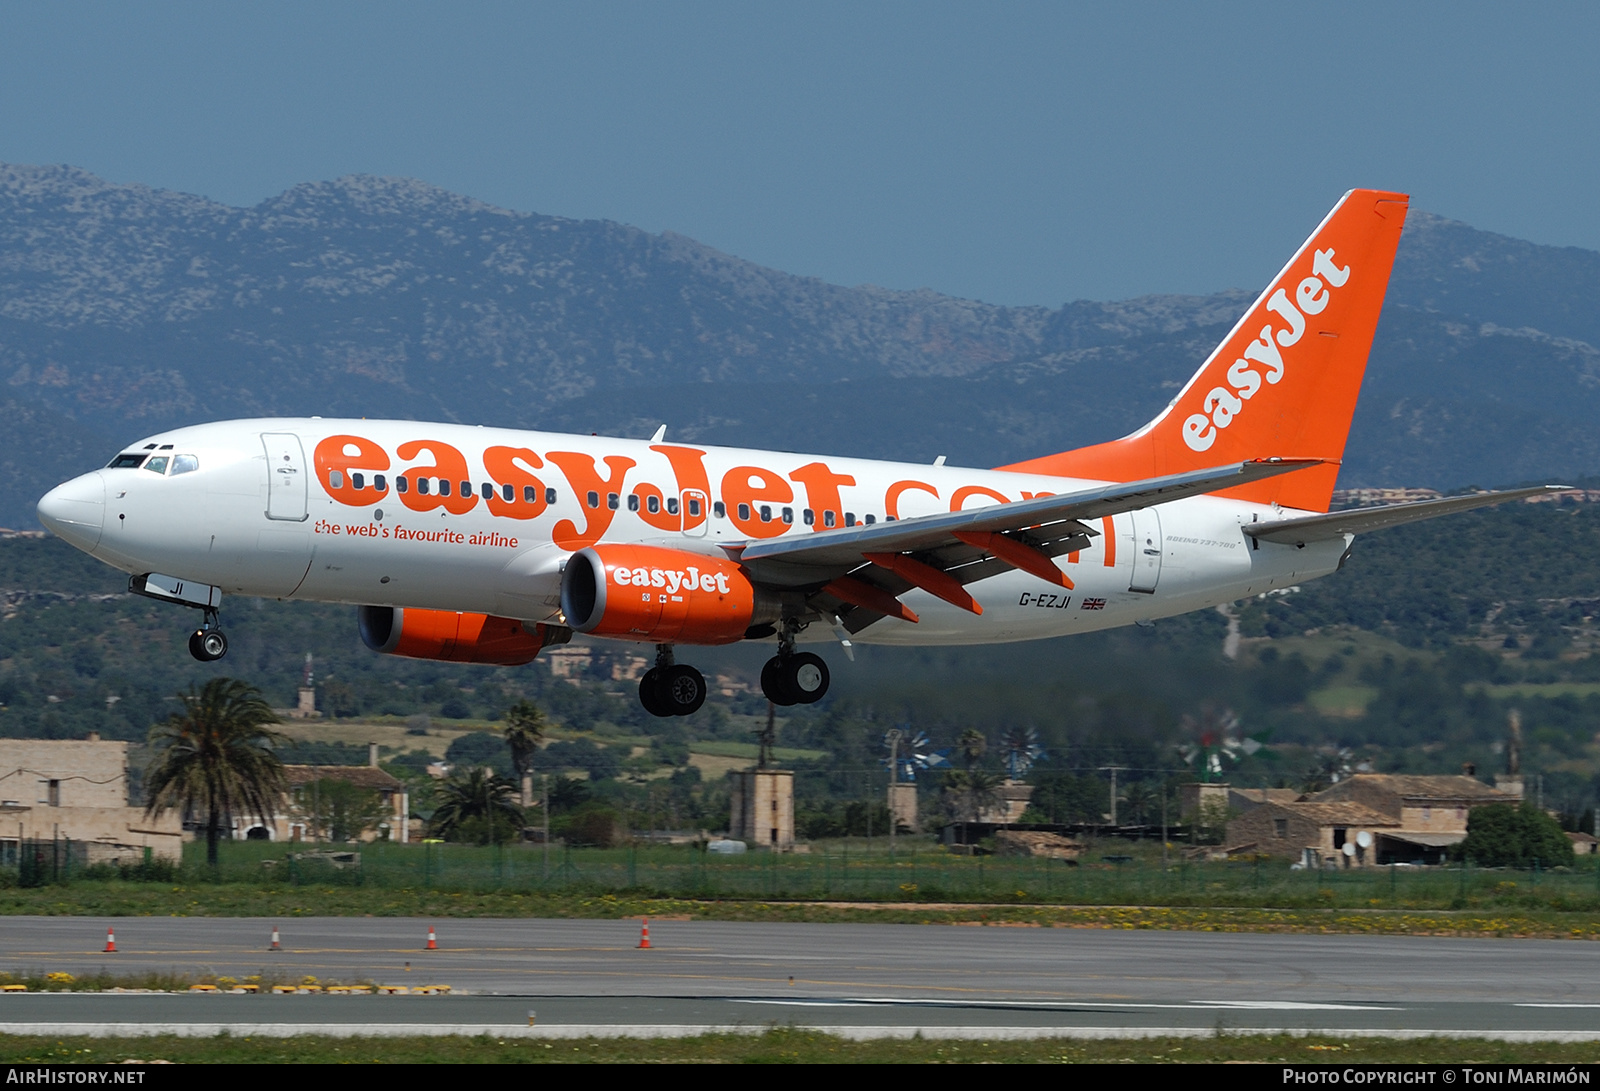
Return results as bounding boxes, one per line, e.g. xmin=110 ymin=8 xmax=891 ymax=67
xmin=37 ymin=472 xmax=106 ymax=552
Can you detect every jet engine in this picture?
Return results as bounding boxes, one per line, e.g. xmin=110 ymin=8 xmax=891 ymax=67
xmin=358 ymin=606 xmax=549 ymax=665
xmin=560 ymin=544 xmax=777 ymax=644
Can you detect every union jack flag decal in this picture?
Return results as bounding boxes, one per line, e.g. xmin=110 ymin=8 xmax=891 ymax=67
xmin=1080 ymin=598 xmax=1107 ymax=611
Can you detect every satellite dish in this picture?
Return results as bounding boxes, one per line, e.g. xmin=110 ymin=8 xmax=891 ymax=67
xmin=1356 ymin=830 xmax=1373 ymax=849
xmin=1341 ymin=841 xmax=1357 ymax=857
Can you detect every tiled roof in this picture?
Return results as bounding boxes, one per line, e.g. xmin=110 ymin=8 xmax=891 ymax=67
xmin=1275 ymin=801 xmax=1399 ymax=827
xmin=1309 ymin=774 xmax=1513 ymax=805
xmin=284 ymin=765 xmax=402 ymax=791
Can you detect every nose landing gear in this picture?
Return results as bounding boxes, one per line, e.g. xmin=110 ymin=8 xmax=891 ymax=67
xmin=187 ymin=609 xmax=229 ymax=663
xmin=639 ymin=644 xmax=706 ymax=717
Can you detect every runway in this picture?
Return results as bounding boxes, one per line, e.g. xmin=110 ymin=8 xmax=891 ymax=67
xmin=0 ymin=917 xmax=1595 ymax=1039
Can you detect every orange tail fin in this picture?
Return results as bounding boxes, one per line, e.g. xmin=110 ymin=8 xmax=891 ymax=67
xmin=1001 ymin=189 xmax=1409 ymax=512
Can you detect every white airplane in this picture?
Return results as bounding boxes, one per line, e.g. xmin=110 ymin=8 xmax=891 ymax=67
xmin=35 ymin=189 xmax=1562 ymax=717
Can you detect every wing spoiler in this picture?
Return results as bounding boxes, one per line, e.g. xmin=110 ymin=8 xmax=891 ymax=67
xmin=1243 ymin=486 xmax=1571 ymax=546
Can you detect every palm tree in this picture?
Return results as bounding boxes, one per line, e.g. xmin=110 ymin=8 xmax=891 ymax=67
xmin=145 ymin=678 xmax=288 ymax=866
xmin=502 ymin=699 xmax=547 ymax=804
xmin=429 ymin=769 xmax=525 ymax=844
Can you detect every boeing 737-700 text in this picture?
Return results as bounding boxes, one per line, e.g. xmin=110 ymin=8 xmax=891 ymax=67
xmin=35 ymin=189 xmax=1564 ymax=716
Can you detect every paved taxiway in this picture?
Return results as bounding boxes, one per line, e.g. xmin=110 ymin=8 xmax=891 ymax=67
xmin=0 ymin=917 xmax=1595 ymax=1039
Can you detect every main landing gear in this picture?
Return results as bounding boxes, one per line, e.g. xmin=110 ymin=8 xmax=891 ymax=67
xmin=760 ymin=623 xmax=830 ymax=706
xmin=639 ymin=644 xmax=706 ymax=718
xmin=188 ymin=609 xmax=230 ymax=663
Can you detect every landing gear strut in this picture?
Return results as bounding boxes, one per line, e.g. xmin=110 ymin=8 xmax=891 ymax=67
xmin=188 ymin=609 xmax=229 ymax=663
xmin=760 ymin=621 xmax=830 ymax=706
xmin=639 ymin=644 xmax=706 ymax=718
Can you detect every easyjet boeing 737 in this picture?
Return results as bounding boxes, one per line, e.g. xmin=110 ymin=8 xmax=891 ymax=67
xmin=35 ymin=190 xmax=1563 ymax=716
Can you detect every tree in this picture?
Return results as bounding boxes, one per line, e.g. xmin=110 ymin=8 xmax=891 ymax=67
xmin=941 ymin=768 xmax=1003 ymax=823
xmin=1456 ymin=803 xmax=1575 ymax=868
xmin=144 ymin=679 xmax=288 ymax=866
xmin=428 ymin=768 xmax=525 ymax=844
xmin=503 ymin=699 xmax=547 ymax=804
xmin=503 ymin=699 xmax=547 ymax=779
xmin=297 ymin=778 xmax=389 ymax=842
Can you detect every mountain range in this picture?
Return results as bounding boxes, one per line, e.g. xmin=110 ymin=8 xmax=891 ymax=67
xmin=2 ymin=163 xmax=1599 ymax=527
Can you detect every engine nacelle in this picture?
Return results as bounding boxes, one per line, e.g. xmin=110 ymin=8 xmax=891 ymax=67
xmin=560 ymin=544 xmax=774 ymax=644
xmin=358 ymin=606 xmax=548 ymax=665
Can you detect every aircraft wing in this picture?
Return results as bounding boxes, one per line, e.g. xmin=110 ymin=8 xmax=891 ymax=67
xmin=1242 ymin=486 xmax=1570 ymax=546
xmin=729 ymin=458 xmax=1321 ymax=629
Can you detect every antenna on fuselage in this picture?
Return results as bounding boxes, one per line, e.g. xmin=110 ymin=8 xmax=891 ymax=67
xmin=650 ymin=424 xmax=667 ymax=443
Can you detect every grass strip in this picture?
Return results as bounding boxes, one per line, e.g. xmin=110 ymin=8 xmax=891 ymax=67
xmin=0 ymin=884 xmax=1597 ymax=940
xmin=1 ymin=1030 xmax=1597 ymax=1064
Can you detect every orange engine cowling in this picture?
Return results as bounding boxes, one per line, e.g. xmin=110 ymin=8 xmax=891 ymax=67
xmin=560 ymin=544 xmax=774 ymax=644
xmin=358 ymin=606 xmax=548 ymax=665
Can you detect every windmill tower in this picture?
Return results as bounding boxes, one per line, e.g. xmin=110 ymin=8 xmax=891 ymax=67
xmin=291 ymin=652 xmax=321 ymax=719
xmin=882 ymin=729 xmax=949 ymax=833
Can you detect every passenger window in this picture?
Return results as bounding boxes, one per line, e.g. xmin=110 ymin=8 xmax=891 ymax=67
xmin=737 ymin=503 xmax=751 ymax=521
xmin=627 ymin=494 xmax=641 ymax=513
xmin=586 ymin=491 xmax=599 ymax=509
xmin=803 ymin=509 xmax=815 ymax=526
xmin=328 ymin=470 xmax=345 ymax=489
xmin=545 ymin=487 xmax=557 ymax=505
xmin=107 ymin=454 xmax=147 ymax=469
xmin=713 ymin=501 xmax=726 ymax=518
xmin=864 ymin=514 xmax=875 ymax=525
xmin=397 ymin=476 xmax=409 ymax=494
xmin=417 ymin=478 xmax=430 ymax=495
xmin=781 ymin=507 xmax=793 ymax=524
xmin=522 ymin=485 xmax=536 ymax=503
xmin=481 ymin=483 xmax=493 ymax=500
xmin=373 ymin=474 xmax=386 ymax=492
xmin=645 ymin=495 xmax=659 ymax=514
xmin=823 ymin=511 xmax=836 ymax=528
xmin=759 ymin=504 xmax=771 ymax=522
xmin=687 ymin=498 xmax=701 ymax=517
xmin=607 ymin=493 xmax=619 ymax=510
xmin=170 ymin=454 xmax=199 ymax=475
xmin=144 ymin=456 xmax=169 ymax=475
xmin=845 ymin=512 xmax=856 ymax=527
xmin=667 ymin=497 xmax=679 ymax=515
xmin=438 ymin=480 xmax=451 ymax=497
xmin=460 ymin=480 xmax=471 ymax=497
xmin=503 ymin=484 xmax=514 ymax=502
xmin=351 ymin=473 xmax=365 ymax=490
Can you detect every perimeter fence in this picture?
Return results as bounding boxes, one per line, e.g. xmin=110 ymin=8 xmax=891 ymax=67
xmin=5 ymin=838 xmax=1597 ymax=912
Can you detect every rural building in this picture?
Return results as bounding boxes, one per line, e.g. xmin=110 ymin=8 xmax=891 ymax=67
xmin=1224 ymin=774 xmax=1517 ymax=866
xmin=0 ymin=735 xmax=183 ymax=864
xmin=235 ymin=744 xmax=409 ymax=843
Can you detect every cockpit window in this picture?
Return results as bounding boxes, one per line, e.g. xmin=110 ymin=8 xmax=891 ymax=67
xmin=144 ymin=456 xmax=169 ymax=475
xmin=170 ymin=454 xmax=199 ymax=475
xmin=107 ymin=453 xmax=147 ymax=469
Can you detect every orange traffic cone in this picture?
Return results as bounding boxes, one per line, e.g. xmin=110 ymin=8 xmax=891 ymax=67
xmin=426 ymin=926 xmax=438 ymax=951
xmin=269 ymin=926 xmax=281 ymax=952
xmin=637 ymin=918 xmax=651 ymax=949
xmin=103 ymin=927 xmax=116 ymax=953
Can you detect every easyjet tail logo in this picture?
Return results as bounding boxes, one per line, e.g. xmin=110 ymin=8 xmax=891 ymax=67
xmin=1182 ymin=247 xmax=1351 ymax=453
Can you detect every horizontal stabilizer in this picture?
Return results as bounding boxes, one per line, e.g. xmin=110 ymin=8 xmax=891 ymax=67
xmin=1243 ymin=486 xmax=1571 ymax=546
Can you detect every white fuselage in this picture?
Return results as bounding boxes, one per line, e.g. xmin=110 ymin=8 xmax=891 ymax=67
xmin=39 ymin=418 xmax=1346 ymax=646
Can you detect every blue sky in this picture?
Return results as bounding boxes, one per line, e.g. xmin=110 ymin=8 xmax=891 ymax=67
xmin=2 ymin=2 xmax=1597 ymax=306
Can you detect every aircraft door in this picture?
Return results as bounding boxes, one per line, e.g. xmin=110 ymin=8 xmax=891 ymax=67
xmin=681 ymin=489 xmax=708 ymax=537
xmin=262 ymin=433 xmax=309 ymax=522
xmin=1128 ymin=508 xmax=1163 ymax=593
